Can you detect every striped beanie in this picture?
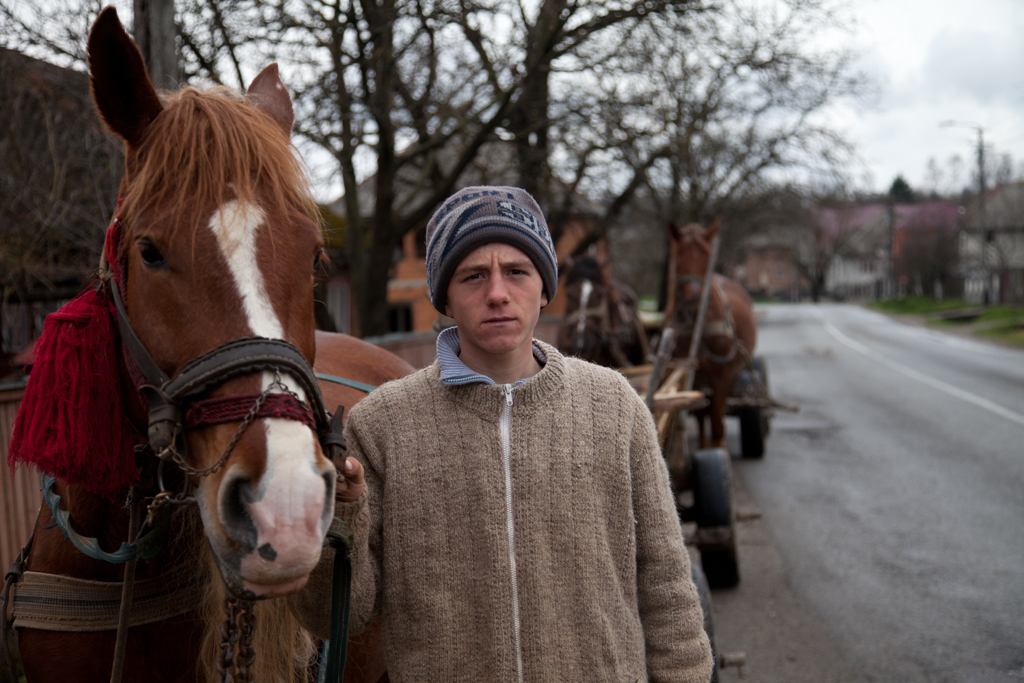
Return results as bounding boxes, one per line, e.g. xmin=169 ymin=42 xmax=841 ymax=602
xmin=425 ymin=186 xmax=558 ymax=314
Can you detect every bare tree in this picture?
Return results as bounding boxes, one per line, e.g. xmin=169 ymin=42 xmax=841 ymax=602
xmin=551 ymin=0 xmax=868 ymax=258
xmin=186 ymin=0 xmax=702 ymax=335
xmin=0 ymin=48 xmax=123 ymax=341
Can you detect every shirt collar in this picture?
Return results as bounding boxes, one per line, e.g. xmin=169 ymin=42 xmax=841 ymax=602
xmin=436 ymin=326 xmax=547 ymax=387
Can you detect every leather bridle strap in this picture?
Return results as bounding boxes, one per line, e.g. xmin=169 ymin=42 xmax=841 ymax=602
xmin=106 ymin=278 xmax=170 ymax=387
xmin=104 ymin=280 xmax=345 ymax=465
xmin=185 ymin=393 xmax=316 ymax=431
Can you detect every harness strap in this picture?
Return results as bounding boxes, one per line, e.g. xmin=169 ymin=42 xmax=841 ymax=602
xmin=106 ymin=279 xmax=171 ymax=386
xmin=42 ymin=475 xmax=168 ymax=564
xmin=315 ymin=373 xmax=377 ymax=394
xmin=1 ymin=527 xmax=35 ymax=682
xmin=11 ymin=564 xmax=207 ymax=632
xmin=320 ymin=517 xmax=354 ymax=683
xmin=109 ymin=490 xmax=141 ymax=683
xmin=563 ymin=306 xmax=607 ymax=325
xmin=186 ymin=393 xmax=316 ymax=431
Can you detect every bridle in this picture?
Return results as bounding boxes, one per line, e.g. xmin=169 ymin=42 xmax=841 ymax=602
xmin=670 ymin=231 xmax=739 ymax=365
xmin=97 ymin=209 xmax=350 ymax=683
xmin=101 ymin=227 xmax=345 ymax=485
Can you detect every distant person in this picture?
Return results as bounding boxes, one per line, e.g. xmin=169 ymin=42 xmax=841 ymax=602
xmin=293 ymin=186 xmax=713 ymax=682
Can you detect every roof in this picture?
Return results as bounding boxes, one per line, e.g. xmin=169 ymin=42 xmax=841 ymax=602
xmin=962 ymin=181 xmax=1024 ymax=231
xmin=0 ymin=48 xmax=123 ymax=299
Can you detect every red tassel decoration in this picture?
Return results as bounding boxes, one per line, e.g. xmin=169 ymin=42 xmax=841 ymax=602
xmin=7 ymin=285 xmax=141 ymax=495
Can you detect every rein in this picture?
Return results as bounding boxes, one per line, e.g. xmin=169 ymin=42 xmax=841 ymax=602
xmin=3 ymin=205 xmax=357 ymax=682
xmin=102 ymin=269 xmax=354 ymax=682
xmin=42 ymin=475 xmax=167 ymax=563
xmin=672 ymin=273 xmax=739 ymax=365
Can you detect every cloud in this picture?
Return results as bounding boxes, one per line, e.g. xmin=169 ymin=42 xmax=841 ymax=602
xmin=921 ymin=27 xmax=1024 ymax=106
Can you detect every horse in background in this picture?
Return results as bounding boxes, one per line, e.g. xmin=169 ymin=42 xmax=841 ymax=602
xmin=558 ymin=256 xmax=650 ymax=367
xmin=664 ymin=220 xmax=757 ymax=449
xmin=7 ymin=9 xmax=409 ymax=682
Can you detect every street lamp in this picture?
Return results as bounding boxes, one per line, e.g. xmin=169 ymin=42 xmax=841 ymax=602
xmin=940 ymin=120 xmax=989 ymax=303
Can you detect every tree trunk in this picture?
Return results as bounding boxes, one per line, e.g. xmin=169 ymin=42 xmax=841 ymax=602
xmin=510 ymin=69 xmax=550 ymax=202
xmin=357 ymin=0 xmax=399 ymax=338
xmin=133 ymin=0 xmax=182 ymax=89
xmin=507 ymin=0 xmax=563 ymax=207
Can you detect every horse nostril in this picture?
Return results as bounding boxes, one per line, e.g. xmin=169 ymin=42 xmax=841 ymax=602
xmin=220 ymin=472 xmax=258 ymax=553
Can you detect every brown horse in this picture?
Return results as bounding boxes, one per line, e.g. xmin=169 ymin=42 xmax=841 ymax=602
xmin=558 ymin=256 xmax=650 ymax=367
xmin=10 ymin=8 xmax=410 ymax=682
xmin=664 ymin=221 xmax=757 ymax=450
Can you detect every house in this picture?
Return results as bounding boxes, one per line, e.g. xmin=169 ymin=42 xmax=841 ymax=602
xmin=730 ymin=200 xmax=960 ymax=302
xmin=960 ymin=181 xmax=1024 ymax=304
xmin=732 ymin=236 xmax=810 ymax=301
xmin=815 ymin=203 xmax=891 ymax=300
xmin=0 ymin=49 xmax=123 ymax=377
xmin=822 ymin=201 xmax=961 ymax=300
xmin=324 ymin=140 xmax=603 ymax=335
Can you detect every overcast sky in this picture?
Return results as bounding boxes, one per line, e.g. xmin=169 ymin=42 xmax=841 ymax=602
xmin=833 ymin=0 xmax=1024 ymax=196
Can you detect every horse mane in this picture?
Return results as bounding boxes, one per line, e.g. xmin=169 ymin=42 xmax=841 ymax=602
xmin=119 ymin=84 xmax=321 ymax=682
xmin=119 ymin=84 xmax=318 ymax=244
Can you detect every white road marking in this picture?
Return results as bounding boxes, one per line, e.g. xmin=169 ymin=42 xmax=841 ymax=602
xmin=816 ymin=310 xmax=1024 ymax=429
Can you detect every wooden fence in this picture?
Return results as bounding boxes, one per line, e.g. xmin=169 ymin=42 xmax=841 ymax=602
xmin=0 ymin=316 xmax=565 ymax=571
xmin=0 ymin=382 xmax=40 ymax=576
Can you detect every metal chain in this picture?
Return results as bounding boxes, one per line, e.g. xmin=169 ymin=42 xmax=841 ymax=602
xmin=235 ymin=601 xmax=257 ymax=682
xmin=217 ymin=596 xmax=256 ymax=683
xmin=217 ymin=597 xmax=240 ymax=683
xmin=167 ymin=371 xmax=293 ymax=479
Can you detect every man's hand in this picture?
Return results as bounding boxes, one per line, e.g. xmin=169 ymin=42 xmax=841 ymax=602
xmin=336 ymin=456 xmax=365 ymax=503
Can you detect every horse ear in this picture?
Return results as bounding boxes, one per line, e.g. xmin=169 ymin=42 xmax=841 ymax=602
xmin=668 ymin=221 xmax=682 ymax=241
xmin=706 ymin=217 xmax=722 ymax=240
xmin=248 ymin=63 xmax=294 ymax=135
xmin=87 ymin=6 xmax=163 ymax=147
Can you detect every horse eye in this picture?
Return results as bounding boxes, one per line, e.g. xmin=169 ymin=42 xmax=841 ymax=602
xmin=313 ymin=249 xmax=328 ymax=275
xmin=138 ymin=240 xmax=166 ymax=268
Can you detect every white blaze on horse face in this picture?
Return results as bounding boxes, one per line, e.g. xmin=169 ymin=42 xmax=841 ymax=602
xmin=576 ymin=279 xmax=594 ymax=348
xmin=208 ymin=200 xmax=331 ymax=586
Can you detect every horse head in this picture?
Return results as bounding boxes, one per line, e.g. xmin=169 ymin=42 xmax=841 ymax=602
xmin=669 ymin=219 xmax=721 ymax=304
xmin=561 ymin=256 xmax=610 ymax=358
xmin=88 ymin=8 xmax=334 ymax=598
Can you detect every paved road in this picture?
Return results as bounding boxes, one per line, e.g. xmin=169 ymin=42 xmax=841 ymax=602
xmin=714 ymin=303 xmax=1024 ymax=683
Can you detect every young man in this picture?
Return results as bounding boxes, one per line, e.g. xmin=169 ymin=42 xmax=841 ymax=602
xmin=294 ymin=186 xmax=713 ymax=682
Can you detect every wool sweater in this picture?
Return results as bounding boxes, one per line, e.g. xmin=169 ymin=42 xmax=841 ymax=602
xmin=290 ymin=340 xmax=712 ymax=683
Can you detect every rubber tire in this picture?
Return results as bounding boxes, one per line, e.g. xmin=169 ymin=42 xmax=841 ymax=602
xmin=692 ymin=448 xmax=740 ymax=588
xmin=691 ymin=561 xmax=719 ymax=683
xmin=738 ymin=406 xmax=765 ymax=459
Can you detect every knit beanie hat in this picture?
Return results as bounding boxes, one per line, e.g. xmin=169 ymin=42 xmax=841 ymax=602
xmin=425 ymin=186 xmax=558 ymax=314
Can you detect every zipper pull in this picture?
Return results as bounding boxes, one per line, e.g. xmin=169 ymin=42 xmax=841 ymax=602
xmin=502 ymin=383 xmax=514 ymax=407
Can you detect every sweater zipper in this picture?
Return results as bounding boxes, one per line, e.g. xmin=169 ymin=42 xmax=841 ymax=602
xmin=500 ymin=383 xmax=524 ymax=683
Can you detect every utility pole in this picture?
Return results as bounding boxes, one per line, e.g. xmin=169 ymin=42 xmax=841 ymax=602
xmin=133 ymin=0 xmax=182 ymax=90
xmin=940 ymin=120 xmax=988 ymax=303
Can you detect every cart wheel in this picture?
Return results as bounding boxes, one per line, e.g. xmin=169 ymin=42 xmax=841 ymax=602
xmin=692 ymin=448 xmax=740 ymax=588
xmin=738 ymin=407 xmax=765 ymax=459
xmin=691 ymin=560 xmax=719 ymax=683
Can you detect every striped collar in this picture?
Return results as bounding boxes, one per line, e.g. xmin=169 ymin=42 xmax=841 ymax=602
xmin=436 ymin=326 xmax=547 ymax=387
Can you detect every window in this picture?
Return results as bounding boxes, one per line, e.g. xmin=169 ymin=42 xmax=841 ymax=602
xmin=388 ymin=303 xmax=413 ymax=333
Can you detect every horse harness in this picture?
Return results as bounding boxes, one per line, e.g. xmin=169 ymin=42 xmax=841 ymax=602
xmin=674 ymin=274 xmax=741 ymax=365
xmin=564 ymin=278 xmax=638 ymax=366
xmin=2 ymin=254 xmax=366 ymax=682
